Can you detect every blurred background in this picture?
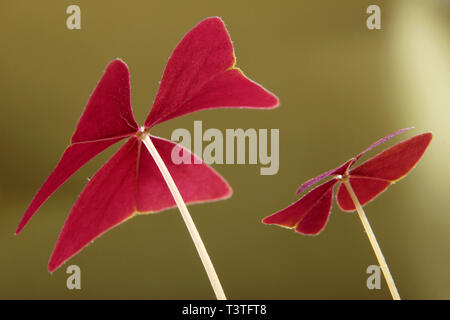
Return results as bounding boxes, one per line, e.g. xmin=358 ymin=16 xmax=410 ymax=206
xmin=0 ymin=0 xmax=448 ymax=299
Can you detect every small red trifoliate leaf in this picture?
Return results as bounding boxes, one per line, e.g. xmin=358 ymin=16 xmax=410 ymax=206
xmin=144 ymin=17 xmax=278 ymax=128
xmin=16 ymin=59 xmax=138 ymax=235
xmin=295 ymin=185 xmax=334 ymax=235
xmin=336 ymin=132 xmax=433 ymax=211
xmin=263 ymin=129 xmax=432 ymax=235
xmin=295 ymin=128 xmax=414 ymax=196
xmin=349 ymin=132 xmax=432 ymax=181
xmin=263 ymin=179 xmax=337 ymax=234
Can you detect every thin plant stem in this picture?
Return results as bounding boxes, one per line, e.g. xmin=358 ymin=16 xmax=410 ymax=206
xmin=343 ymin=179 xmax=401 ymax=300
xmin=141 ymin=134 xmax=227 ymax=300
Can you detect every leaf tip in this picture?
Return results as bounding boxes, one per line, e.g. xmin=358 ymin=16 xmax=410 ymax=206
xmin=14 ymin=222 xmax=25 ymax=236
xmin=111 ymin=57 xmax=128 ymax=67
xmin=224 ymin=184 xmax=233 ymax=199
xmin=47 ymin=260 xmax=60 ymax=274
xmin=261 ymin=216 xmax=271 ymax=225
xmin=261 ymin=213 xmax=279 ymax=225
xmin=269 ymin=93 xmax=281 ymax=109
xmin=296 ymin=185 xmax=305 ymax=195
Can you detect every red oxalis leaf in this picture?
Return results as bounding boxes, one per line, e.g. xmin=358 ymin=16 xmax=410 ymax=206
xmin=263 ymin=129 xmax=432 ymax=235
xmin=263 ymin=179 xmax=338 ymax=235
xmin=17 ymin=17 xmax=279 ymax=271
xmin=145 ymin=17 xmax=278 ymax=128
xmin=15 ymin=59 xmax=138 ymax=235
xmin=336 ymin=132 xmax=433 ymax=211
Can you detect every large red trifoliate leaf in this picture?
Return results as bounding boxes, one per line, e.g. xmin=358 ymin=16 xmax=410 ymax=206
xmin=136 ymin=136 xmax=232 ymax=213
xmin=336 ymin=132 xmax=433 ymax=211
xmin=71 ymin=59 xmax=139 ymax=142
xmin=48 ymin=138 xmax=139 ymax=272
xmin=262 ymin=179 xmax=338 ymax=235
xmin=263 ymin=129 xmax=432 ymax=235
xmin=49 ymin=135 xmax=232 ymax=271
xmin=16 ymin=138 xmax=123 ymax=234
xmin=145 ymin=17 xmax=278 ymax=128
xmin=19 ymin=17 xmax=279 ymax=272
xmin=16 ymin=59 xmax=138 ymax=234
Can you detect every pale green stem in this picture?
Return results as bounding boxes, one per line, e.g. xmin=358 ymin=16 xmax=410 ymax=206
xmin=141 ymin=133 xmax=227 ymax=300
xmin=343 ymin=179 xmax=401 ymax=300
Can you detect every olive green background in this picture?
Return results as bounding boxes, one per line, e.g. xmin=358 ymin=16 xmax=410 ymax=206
xmin=1 ymin=0 xmax=449 ymax=299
